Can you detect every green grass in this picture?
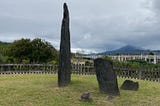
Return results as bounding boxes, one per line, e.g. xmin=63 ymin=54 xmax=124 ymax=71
xmin=0 ymin=75 xmax=160 ymax=106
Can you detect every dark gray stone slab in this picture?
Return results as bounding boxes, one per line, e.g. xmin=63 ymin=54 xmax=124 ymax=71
xmin=120 ymin=80 xmax=139 ymax=91
xmin=94 ymin=58 xmax=120 ymax=96
xmin=58 ymin=3 xmax=71 ymax=87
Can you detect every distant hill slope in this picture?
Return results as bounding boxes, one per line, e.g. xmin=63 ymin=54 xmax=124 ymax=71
xmin=101 ymin=45 xmax=149 ymax=55
xmin=113 ymin=45 xmax=144 ymax=53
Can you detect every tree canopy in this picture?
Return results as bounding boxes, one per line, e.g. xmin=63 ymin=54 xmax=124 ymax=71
xmin=8 ymin=38 xmax=58 ymax=64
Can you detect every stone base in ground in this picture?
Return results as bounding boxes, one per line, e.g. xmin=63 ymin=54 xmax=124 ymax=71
xmin=120 ymin=80 xmax=139 ymax=91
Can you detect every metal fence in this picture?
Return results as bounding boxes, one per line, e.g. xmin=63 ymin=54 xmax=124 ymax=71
xmin=114 ymin=67 xmax=160 ymax=82
xmin=1 ymin=64 xmax=160 ymax=82
xmin=0 ymin=64 xmax=58 ymax=75
xmin=72 ymin=64 xmax=95 ymax=75
xmin=0 ymin=64 xmax=95 ymax=75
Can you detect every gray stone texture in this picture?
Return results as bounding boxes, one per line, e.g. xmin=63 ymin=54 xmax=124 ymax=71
xmin=94 ymin=58 xmax=120 ymax=95
xmin=120 ymin=80 xmax=139 ymax=91
xmin=80 ymin=92 xmax=93 ymax=102
xmin=58 ymin=3 xmax=71 ymax=87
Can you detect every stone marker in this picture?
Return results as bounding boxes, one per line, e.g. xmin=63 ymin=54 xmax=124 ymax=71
xmin=120 ymin=80 xmax=139 ymax=91
xmin=94 ymin=58 xmax=120 ymax=96
xmin=58 ymin=3 xmax=71 ymax=87
xmin=80 ymin=92 xmax=93 ymax=102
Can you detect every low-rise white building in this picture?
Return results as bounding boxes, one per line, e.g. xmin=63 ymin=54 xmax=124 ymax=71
xmin=110 ymin=54 xmax=160 ymax=64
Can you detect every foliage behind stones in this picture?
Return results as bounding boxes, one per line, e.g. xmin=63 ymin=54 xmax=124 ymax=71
xmin=8 ymin=38 xmax=58 ymax=64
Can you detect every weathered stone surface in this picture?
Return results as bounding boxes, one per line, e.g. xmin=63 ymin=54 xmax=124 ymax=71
xmin=80 ymin=92 xmax=93 ymax=102
xmin=94 ymin=58 xmax=120 ymax=96
xmin=107 ymin=95 xmax=114 ymax=101
xmin=58 ymin=3 xmax=71 ymax=87
xmin=120 ymin=80 xmax=139 ymax=91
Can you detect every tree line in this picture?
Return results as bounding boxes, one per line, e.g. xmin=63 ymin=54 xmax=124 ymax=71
xmin=103 ymin=56 xmax=160 ymax=68
xmin=0 ymin=38 xmax=58 ymax=64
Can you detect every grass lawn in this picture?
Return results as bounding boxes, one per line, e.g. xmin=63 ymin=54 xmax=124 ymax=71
xmin=0 ymin=74 xmax=160 ymax=106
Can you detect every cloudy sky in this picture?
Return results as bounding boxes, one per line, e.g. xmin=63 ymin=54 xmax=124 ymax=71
xmin=0 ymin=0 xmax=160 ymax=53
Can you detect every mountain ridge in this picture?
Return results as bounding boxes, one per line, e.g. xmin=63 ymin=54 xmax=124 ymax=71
xmin=100 ymin=45 xmax=149 ymax=55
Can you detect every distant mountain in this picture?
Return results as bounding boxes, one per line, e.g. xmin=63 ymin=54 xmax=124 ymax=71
xmin=114 ymin=45 xmax=144 ymax=53
xmin=100 ymin=45 xmax=149 ymax=55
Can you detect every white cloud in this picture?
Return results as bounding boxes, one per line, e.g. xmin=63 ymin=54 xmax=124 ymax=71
xmin=0 ymin=0 xmax=160 ymax=53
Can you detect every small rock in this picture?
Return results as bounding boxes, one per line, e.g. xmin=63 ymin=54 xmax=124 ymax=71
xmin=107 ymin=95 xmax=114 ymax=101
xmin=80 ymin=92 xmax=93 ymax=102
xmin=120 ymin=80 xmax=139 ymax=91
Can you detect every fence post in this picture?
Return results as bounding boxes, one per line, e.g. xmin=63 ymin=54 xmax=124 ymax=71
xmin=139 ymin=68 xmax=142 ymax=80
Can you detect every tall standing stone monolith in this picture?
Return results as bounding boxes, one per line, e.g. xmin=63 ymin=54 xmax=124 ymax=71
xmin=94 ymin=58 xmax=120 ymax=96
xmin=58 ymin=3 xmax=71 ymax=87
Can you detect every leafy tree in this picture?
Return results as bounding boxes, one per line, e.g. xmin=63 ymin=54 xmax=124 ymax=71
xmin=30 ymin=38 xmax=58 ymax=63
xmin=9 ymin=38 xmax=58 ymax=63
xmin=0 ymin=41 xmax=11 ymax=56
xmin=9 ymin=38 xmax=32 ymax=63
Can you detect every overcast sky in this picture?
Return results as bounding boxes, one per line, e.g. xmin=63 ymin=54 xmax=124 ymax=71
xmin=0 ymin=0 xmax=160 ymax=53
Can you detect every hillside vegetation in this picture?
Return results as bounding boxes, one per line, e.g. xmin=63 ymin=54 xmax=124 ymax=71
xmin=0 ymin=39 xmax=58 ymax=64
xmin=0 ymin=41 xmax=11 ymax=63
